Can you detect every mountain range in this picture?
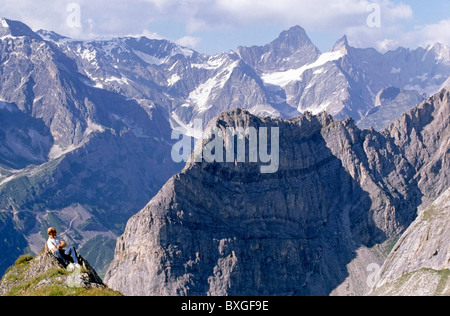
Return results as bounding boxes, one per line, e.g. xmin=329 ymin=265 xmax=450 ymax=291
xmin=105 ymin=89 xmax=449 ymax=296
xmin=0 ymin=17 xmax=448 ymax=293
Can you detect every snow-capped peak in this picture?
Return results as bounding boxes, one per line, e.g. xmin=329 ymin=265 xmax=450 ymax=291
xmin=36 ymin=30 xmax=71 ymax=43
xmin=261 ymin=50 xmax=345 ymax=87
xmin=0 ymin=17 xmax=42 ymax=40
xmin=426 ymin=42 xmax=450 ymax=64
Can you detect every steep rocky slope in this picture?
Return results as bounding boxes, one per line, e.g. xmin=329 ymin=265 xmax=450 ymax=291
xmin=105 ymin=89 xmax=449 ymax=296
xmin=1 ymin=17 xmax=449 ymax=283
xmin=357 ymin=87 xmax=426 ymax=131
xmin=0 ymin=18 xmax=182 ymax=276
xmin=370 ymin=188 xmax=450 ymax=296
xmin=385 ymin=88 xmax=450 ymax=199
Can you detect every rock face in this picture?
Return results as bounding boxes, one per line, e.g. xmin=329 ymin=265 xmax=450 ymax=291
xmin=370 ymin=188 xmax=450 ymax=296
xmin=237 ymin=26 xmax=321 ymax=74
xmin=0 ymin=19 xmax=182 ymax=276
xmin=105 ymin=89 xmax=449 ymax=296
xmin=358 ymin=87 xmax=426 ymax=131
xmin=1 ymin=17 xmax=449 ymax=282
xmin=0 ymin=251 xmax=114 ymax=296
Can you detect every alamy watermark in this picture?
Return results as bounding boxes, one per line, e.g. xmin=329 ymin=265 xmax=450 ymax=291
xmin=171 ymin=119 xmax=280 ymax=174
xmin=367 ymin=3 xmax=381 ymax=28
xmin=366 ymin=263 xmax=381 ymax=288
xmin=66 ymin=3 xmax=82 ymax=29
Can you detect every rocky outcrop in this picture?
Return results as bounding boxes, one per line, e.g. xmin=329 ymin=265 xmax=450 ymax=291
xmin=385 ymin=88 xmax=450 ymax=199
xmin=237 ymin=26 xmax=321 ymax=74
xmin=0 ymin=251 xmax=119 ymax=296
xmin=105 ymin=89 xmax=449 ymax=296
xmin=370 ymin=188 xmax=450 ymax=296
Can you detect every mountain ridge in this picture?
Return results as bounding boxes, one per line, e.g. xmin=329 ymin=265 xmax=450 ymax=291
xmin=105 ymin=88 xmax=449 ymax=296
xmin=0 ymin=17 xmax=448 ymax=284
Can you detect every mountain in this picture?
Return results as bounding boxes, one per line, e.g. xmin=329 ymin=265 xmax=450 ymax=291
xmin=104 ymin=89 xmax=449 ymax=296
xmin=46 ymin=24 xmax=450 ymax=130
xmin=0 ymin=17 xmax=449 ymax=282
xmin=358 ymin=87 xmax=426 ymax=131
xmin=237 ymin=26 xmax=321 ymax=73
xmin=34 ymin=22 xmax=449 ymax=129
xmin=0 ymin=18 xmax=42 ymax=41
xmin=369 ymin=188 xmax=450 ymax=296
xmin=0 ymin=19 xmax=182 ymax=276
xmin=237 ymin=29 xmax=449 ymax=122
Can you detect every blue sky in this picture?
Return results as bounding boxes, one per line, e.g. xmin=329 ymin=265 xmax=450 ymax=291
xmin=1 ymin=0 xmax=449 ymax=54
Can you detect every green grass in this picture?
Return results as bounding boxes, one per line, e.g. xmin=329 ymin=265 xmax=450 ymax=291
xmin=3 ymin=253 xmax=123 ymax=296
xmin=25 ymin=285 xmax=123 ymax=296
xmin=5 ymin=265 xmax=122 ymax=296
xmin=435 ymin=269 xmax=450 ymax=296
xmin=14 ymin=254 xmax=33 ymax=266
xmin=371 ymin=268 xmax=450 ymax=296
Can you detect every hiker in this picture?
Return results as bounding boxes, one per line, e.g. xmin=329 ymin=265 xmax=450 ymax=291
xmin=46 ymin=227 xmax=80 ymax=269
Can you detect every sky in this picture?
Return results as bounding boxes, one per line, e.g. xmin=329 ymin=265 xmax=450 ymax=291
xmin=1 ymin=0 xmax=449 ymax=54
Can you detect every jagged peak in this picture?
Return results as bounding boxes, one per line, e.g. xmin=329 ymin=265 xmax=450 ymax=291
xmin=284 ymin=25 xmax=308 ymax=37
xmin=422 ymin=42 xmax=450 ymax=63
xmin=272 ymin=25 xmax=316 ymax=48
xmin=332 ymin=35 xmax=350 ymax=54
xmin=0 ymin=18 xmax=42 ymax=41
xmin=426 ymin=42 xmax=449 ymax=52
xmin=37 ymin=29 xmax=70 ymax=43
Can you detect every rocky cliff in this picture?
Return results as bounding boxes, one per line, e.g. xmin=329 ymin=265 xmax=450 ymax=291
xmin=369 ymin=188 xmax=450 ymax=296
xmin=105 ymin=89 xmax=449 ymax=296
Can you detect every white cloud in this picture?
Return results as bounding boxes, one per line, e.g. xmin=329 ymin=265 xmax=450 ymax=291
xmin=175 ymin=35 xmax=201 ymax=49
xmin=376 ymin=38 xmax=402 ymax=52
xmin=0 ymin=0 xmax=445 ymax=54
xmin=415 ymin=19 xmax=450 ymax=47
xmin=347 ymin=17 xmax=450 ymax=53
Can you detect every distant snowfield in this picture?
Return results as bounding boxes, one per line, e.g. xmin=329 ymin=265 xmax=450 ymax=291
xmin=261 ymin=51 xmax=345 ymax=87
xmin=183 ymin=59 xmax=240 ymax=113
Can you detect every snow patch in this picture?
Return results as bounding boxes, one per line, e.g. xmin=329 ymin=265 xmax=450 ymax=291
xmin=186 ymin=77 xmax=217 ymax=112
xmin=261 ymin=51 xmax=344 ymax=87
xmin=191 ymin=55 xmax=228 ymax=70
xmin=133 ymin=49 xmax=165 ymax=65
xmin=313 ymin=68 xmax=325 ymax=75
xmin=167 ymin=74 xmax=181 ymax=86
xmin=0 ymin=34 xmax=15 ymax=40
xmin=179 ymin=47 xmax=194 ymax=58
xmin=105 ymin=76 xmax=131 ymax=85
xmin=303 ymin=101 xmax=331 ymax=115
xmin=185 ymin=60 xmax=239 ymax=112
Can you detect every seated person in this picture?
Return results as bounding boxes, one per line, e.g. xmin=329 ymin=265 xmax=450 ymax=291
xmin=46 ymin=227 xmax=80 ymax=268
